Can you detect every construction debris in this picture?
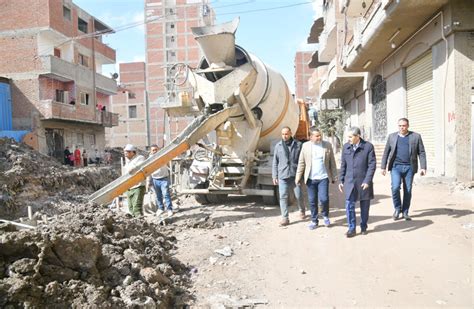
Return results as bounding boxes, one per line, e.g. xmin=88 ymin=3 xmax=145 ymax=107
xmin=0 ymin=205 xmax=190 ymax=308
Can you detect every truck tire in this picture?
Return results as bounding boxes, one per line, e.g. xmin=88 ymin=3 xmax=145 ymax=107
xmin=206 ymin=194 xmax=228 ymax=204
xmin=261 ymin=185 xmax=278 ymax=205
xmin=194 ymin=193 xmax=210 ymax=205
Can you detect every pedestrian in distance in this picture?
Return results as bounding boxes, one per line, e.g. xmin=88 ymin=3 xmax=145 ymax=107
xmin=82 ymin=149 xmax=88 ymax=167
xmin=339 ymin=127 xmax=376 ymax=237
xmin=64 ymin=146 xmax=71 ymax=165
xmin=123 ymin=144 xmax=146 ymax=217
xmin=148 ymin=144 xmax=175 ymax=218
xmin=272 ymin=126 xmax=306 ymax=226
xmin=74 ymin=146 xmax=81 ymax=167
xmin=381 ymin=118 xmax=427 ymax=221
xmin=295 ymin=127 xmax=337 ymax=230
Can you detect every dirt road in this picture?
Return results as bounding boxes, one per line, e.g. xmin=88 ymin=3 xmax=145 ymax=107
xmin=172 ymin=173 xmax=473 ymax=308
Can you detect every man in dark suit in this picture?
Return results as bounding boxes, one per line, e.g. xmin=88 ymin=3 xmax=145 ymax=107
xmin=339 ymin=127 xmax=376 ymax=237
xmin=381 ymin=118 xmax=426 ymax=221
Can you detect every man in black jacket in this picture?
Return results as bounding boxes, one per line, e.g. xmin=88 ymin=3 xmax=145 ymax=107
xmin=381 ymin=118 xmax=427 ymax=221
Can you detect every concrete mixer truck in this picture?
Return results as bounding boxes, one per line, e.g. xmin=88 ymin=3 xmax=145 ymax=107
xmin=89 ymin=18 xmax=310 ymax=206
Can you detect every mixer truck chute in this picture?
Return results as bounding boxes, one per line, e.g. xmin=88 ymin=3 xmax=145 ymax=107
xmin=89 ymin=18 xmax=309 ymax=206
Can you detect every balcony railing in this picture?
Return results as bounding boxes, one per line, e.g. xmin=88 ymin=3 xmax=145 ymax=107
xmin=40 ymin=56 xmax=117 ymax=95
xmin=39 ymin=100 xmax=119 ymax=127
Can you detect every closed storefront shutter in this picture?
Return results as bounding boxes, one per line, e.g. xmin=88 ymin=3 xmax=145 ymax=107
xmin=406 ymin=52 xmax=434 ymax=170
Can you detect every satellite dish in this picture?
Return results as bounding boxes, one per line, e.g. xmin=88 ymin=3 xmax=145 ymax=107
xmin=110 ymin=73 xmax=119 ymax=80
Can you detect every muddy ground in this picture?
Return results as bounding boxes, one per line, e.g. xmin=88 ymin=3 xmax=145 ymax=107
xmin=0 ymin=138 xmax=472 ymax=307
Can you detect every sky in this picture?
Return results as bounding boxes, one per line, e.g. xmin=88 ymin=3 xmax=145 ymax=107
xmin=74 ymin=0 xmax=317 ymax=93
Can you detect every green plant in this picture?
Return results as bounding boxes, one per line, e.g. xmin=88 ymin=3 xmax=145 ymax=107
xmin=315 ymin=108 xmax=349 ymax=147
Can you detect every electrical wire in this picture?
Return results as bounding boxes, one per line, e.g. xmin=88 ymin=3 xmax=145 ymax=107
xmin=216 ymin=1 xmax=312 ymax=15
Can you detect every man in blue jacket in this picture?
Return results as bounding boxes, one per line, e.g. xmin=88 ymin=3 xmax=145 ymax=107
xmin=339 ymin=127 xmax=376 ymax=237
xmin=272 ymin=126 xmax=305 ymax=226
xmin=381 ymin=118 xmax=426 ymax=221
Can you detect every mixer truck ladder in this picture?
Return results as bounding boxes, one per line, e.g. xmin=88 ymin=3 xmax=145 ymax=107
xmin=89 ymin=106 xmax=239 ymax=206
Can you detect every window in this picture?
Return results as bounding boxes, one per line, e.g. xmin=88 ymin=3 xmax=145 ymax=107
xmin=80 ymin=92 xmax=90 ymax=105
xmin=78 ymin=18 xmax=88 ymax=33
xmin=88 ymin=134 xmax=95 ymax=146
xmin=128 ymin=105 xmax=137 ymax=118
xmin=76 ymin=133 xmax=84 ymax=146
xmin=78 ymin=53 xmax=89 ymax=67
xmin=55 ymin=89 xmax=65 ymax=103
xmin=54 ymin=48 xmax=61 ymax=58
xmin=63 ymin=6 xmax=71 ymax=21
xmin=171 ymin=36 xmax=175 ymax=42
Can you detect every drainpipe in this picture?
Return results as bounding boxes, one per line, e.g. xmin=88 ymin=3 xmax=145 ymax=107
xmin=440 ymin=11 xmax=448 ymax=177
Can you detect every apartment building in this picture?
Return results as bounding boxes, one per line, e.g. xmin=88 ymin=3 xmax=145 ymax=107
xmin=307 ymin=0 xmax=473 ymax=181
xmin=106 ymin=62 xmax=149 ymax=148
xmin=144 ymin=0 xmax=214 ymax=147
xmin=0 ymin=0 xmax=118 ymax=161
xmin=294 ymin=51 xmax=314 ymax=101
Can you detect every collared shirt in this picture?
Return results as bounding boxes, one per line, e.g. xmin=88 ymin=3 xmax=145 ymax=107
xmin=151 ymin=165 xmax=169 ymax=179
xmin=398 ymin=132 xmax=409 ymax=137
xmin=123 ymin=154 xmax=146 ymax=188
xmin=352 ymin=143 xmax=360 ymax=151
xmin=310 ymin=143 xmax=328 ymax=180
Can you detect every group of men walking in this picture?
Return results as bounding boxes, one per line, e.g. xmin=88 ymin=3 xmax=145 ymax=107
xmin=272 ymin=118 xmax=426 ymax=237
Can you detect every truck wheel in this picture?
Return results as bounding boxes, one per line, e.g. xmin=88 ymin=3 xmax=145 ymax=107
xmin=206 ymin=194 xmax=228 ymax=204
xmin=261 ymin=185 xmax=278 ymax=205
xmin=194 ymin=193 xmax=210 ymax=205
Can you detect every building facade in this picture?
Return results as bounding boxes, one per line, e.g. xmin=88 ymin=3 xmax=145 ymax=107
xmin=294 ymin=51 xmax=314 ymax=102
xmin=0 ymin=0 xmax=118 ymax=160
xmin=144 ymin=0 xmax=214 ymax=147
xmin=307 ymin=0 xmax=473 ymax=181
xmin=106 ymin=62 xmax=148 ymax=148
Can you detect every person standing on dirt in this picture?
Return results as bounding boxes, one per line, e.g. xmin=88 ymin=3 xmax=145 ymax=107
xmin=381 ymin=118 xmax=427 ymax=221
xmin=82 ymin=150 xmax=88 ymax=167
xmin=74 ymin=146 xmax=81 ymax=167
xmin=64 ymin=146 xmax=71 ymax=165
xmin=339 ymin=127 xmax=376 ymax=237
xmin=148 ymin=144 xmax=174 ymax=218
xmin=295 ymin=127 xmax=337 ymax=230
xmin=123 ymin=144 xmax=146 ymax=217
xmin=272 ymin=126 xmax=305 ymax=226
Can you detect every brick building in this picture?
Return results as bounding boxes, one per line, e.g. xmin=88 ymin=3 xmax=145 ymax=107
xmin=144 ymin=0 xmax=214 ymax=147
xmin=0 ymin=0 xmax=118 ymax=161
xmin=106 ymin=62 xmax=149 ymax=148
xmin=294 ymin=51 xmax=314 ymax=102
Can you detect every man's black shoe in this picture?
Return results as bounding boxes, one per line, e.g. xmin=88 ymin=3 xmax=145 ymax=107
xmin=361 ymin=229 xmax=368 ymax=235
xmin=346 ymin=230 xmax=356 ymax=238
xmin=403 ymin=213 xmax=412 ymax=221
xmin=393 ymin=209 xmax=400 ymax=220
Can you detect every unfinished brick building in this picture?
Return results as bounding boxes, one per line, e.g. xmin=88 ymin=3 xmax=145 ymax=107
xmin=0 ymin=0 xmax=118 ymax=161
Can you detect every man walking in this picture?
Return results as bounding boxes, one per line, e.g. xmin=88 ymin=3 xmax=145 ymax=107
xmin=123 ymin=144 xmax=146 ymax=217
xmin=295 ymin=127 xmax=337 ymax=230
xmin=272 ymin=126 xmax=305 ymax=226
xmin=381 ymin=118 xmax=426 ymax=221
xmin=339 ymin=127 xmax=376 ymax=237
xmin=148 ymin=144 xmax=174 ymax=218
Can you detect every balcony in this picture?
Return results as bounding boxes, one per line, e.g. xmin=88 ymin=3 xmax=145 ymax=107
xmin=344 ymin=0 xmax=449 ymax=71
xmin=39 ymin=100 xmax=119 ymax=127
xmin=320 ymin=56 xmax=364 ymax=99
xmin=39 ymin=56 xmax=117 ymax=95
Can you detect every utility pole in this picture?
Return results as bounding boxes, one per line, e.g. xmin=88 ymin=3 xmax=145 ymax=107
xmin=91 ymin=18 xmax=97 ymax=113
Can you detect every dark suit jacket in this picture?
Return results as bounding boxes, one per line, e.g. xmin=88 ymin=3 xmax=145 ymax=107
xmin=339 ymin=139 xmax=377 ymax=201
xmin=380 ymin=131 xmax=426 ymax=173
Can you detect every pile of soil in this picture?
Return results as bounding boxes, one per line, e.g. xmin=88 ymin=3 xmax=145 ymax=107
xmin=0 ymin=205 xmax=190 ymax=308
xmin=0 ymin=138 xmax=119 ymax=219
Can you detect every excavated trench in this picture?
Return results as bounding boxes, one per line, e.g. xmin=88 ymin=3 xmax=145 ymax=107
xmin=0 ymin=138 xmax=192 ymax=307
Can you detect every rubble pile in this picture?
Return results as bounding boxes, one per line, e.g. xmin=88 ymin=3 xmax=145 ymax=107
xmin=0 ymin=138 xmax=119 ymax=219
xmin=0 ymin=205 xmax=190 ymax=308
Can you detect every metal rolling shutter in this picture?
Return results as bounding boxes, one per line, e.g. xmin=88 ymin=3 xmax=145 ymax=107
xmin=406 ymin=52 xmax=434 ymax=170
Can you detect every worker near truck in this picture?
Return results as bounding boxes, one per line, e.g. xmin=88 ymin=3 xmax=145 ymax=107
xmin=272 ymin=126 xmax=306 ymax=226
xmin=123 ymin=144 xmax=146 ymax=217
xmin=148 ymin=144 xmax=174 ymax=218
xmin=295 ymin=127 xmax=337 ymax=230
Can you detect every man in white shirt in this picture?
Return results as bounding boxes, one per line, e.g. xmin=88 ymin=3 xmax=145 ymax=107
xmin=148 ymin=144 xmax=174 ymax=217
xmin=295 ymin=127 xmax=337 ymax=230
xmin=123 ymin=144 xmax=146 ymax=217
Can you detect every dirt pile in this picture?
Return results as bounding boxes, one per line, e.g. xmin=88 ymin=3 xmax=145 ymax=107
xmin=0 ymin=138 xmax=120 ymax=219
xmin=0 ymin=205 xmax=190 ymax=308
